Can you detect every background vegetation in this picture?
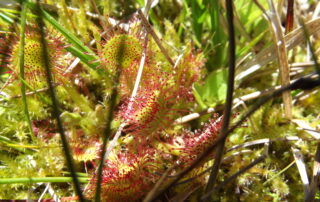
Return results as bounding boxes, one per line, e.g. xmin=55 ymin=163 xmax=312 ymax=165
xmin=0 ymin=0 xmax=320 ymax=201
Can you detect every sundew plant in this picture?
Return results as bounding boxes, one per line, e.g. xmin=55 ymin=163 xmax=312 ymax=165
xmin=0 ymin=0 xmax=320 ymax=201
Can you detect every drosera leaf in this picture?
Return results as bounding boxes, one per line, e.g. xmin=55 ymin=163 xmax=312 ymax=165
xmin=25 ymin=1 xmax=100 ymax=70
xmin=101 ymin=34 xmax=143 ymax=73
xmin=192 ymin=68 xmax=228 ymax=109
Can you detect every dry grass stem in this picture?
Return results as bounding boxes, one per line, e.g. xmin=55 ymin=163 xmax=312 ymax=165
xmin=0 ymin=84 xmax=59 ymax=102
xmin=306 ymin=143 xmax=320 ymax=201
xmin=292 ymin=119 xmax=320 ymax=140
xmin=236 ymin=17 xmax=320 ymax=81
xmin=291 ymin=147 xmax=310 ymax=198
xmin=143 ymin=166 xmax=176 ymax=202
xmin=103 ymin=35 xmax=149 ymax=163
xmin=267 ymin=0 xmax=292 ymax=119
xmin=138 ymin=9 xmax=175 ymax=66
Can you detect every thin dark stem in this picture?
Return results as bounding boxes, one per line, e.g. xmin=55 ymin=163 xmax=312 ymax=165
xmin=34 ymin=2 xmax=85 ymax=201
xmin=152 ymin=76 xmax=320 ymax=201
xmin=285 ymin=0 xmax=294 ymax=34
xmin=306 ymin=143 xmax=320 ymax=202
xmin=143 ymin=166 xmax=176 ymax=202
xmin=202 ymin=155 xmax=266 ymax=201
xmin=205 ymin=0 xmax=236 ymax=195
xmin=94 ymin=36 xmax=125 ymax=202
xmin=89 ymin=0 xmax=107 ymax=31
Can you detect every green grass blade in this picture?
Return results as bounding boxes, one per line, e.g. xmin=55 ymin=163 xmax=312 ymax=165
xmin=178 ymin=1 xmax=188 ymax=36
xmin=0 ymin=135 xmax=35 ymax=154
xmin=40 ymin=9 xmax=91 ymax=53
xmin=208 ymin=0 xmax=227 ymax=69
xmin=62 ymin=172 xmax=89 ymax=177
xmin=0 ymin=8 xmax=20 ymax=18
xmin=0 ymin=177 xmax=89 ymax=184
xmin=263 ymin=160 xmax=296 ymax=185
xmin=19 ymin=2 xmax=36 ymax=142
xmin=40 ymin=9 xmax=100 ymax=69
xmin=0 ymin=12 xmax=14 ymax=24
xmin=188 ymin=0 xmax=204 ymax=43
xmin=41 ymin=9 xmax=100 ymax=70
xmin=238 ymin=30 xmax=266 ymax=57
xmin=65 ymin=46 xmax=100 ymax=69
xmin=24 ymin=1 xmax=100 ymax=70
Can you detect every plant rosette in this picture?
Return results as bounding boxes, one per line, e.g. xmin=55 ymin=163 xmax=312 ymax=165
xmin=1 ymin=25 xmax=71 ymax=89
